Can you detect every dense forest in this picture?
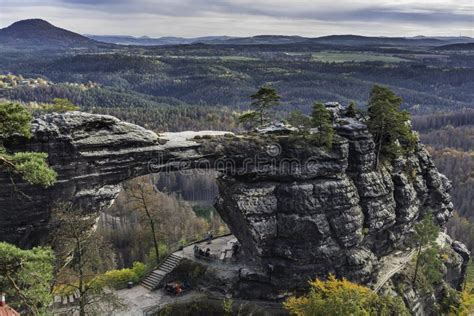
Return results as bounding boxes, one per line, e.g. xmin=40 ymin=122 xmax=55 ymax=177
xmin=1 ymin=40 xmax=473 ymax=116
xmin=411 ymin=112 xmax=474 ymax=253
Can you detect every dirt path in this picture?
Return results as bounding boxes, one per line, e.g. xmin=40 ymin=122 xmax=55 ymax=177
xmin=373 ymin=232 xmax=448 ymax=293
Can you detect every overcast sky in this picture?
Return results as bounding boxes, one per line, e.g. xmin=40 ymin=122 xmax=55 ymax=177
xmin=0 ymin=0 xmax=472 ymax=37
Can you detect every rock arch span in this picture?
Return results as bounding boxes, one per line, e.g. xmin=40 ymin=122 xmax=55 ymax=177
xmin=0 ymin=111 xmax=467 ymax=293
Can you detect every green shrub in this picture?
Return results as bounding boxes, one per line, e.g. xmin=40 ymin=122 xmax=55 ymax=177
xmin=132 ymin=261 xmax=146 ymax=279
xmin=94 ymin=261 xmax=147 ymax=290
xmin=146 ymin=243 xmax=170 ymax=270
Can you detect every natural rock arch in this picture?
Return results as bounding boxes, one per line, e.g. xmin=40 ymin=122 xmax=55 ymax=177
xmin=0 ymin=111 xmax=466 ymax=293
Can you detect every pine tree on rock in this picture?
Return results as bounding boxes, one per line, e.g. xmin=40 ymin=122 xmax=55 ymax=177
xmin=311 ymin=102 xmax=334 ymax=149
xmin=346 ymin=101 xmax=358 ymax=118
xmin=367 ymin=85 xmax=417 ymax=168
xmin=239 ymin=86 xmax=281 ymax=127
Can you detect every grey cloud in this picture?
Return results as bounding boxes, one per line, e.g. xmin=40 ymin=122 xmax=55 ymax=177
xmin=338 ymin=8 xmax=473 ymax=24
xmin=55 ymin=0 xmax=473 ymax=25
xmin=2 ymin=0 xmax=472 ymax=37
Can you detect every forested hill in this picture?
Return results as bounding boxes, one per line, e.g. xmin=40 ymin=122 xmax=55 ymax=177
xmin=86 ymin=33 xmax=472 ymax=47
xmin=0 ymin=19 xmax=110 ymax=49
xmin=1 ymin=18 xmax=472 ymax=49
xmin=1 ymin=51 xmax=472 ymax=114
xmin=438 ymin=42 xmax=474 ymax=51
xmin=0 ymin=19 xmax=472 ymax=114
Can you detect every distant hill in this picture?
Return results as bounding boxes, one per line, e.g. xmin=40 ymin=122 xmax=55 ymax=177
xmin=2 ymin=19 xmax=473 ymax=50
xmin=412 ymin=35 xmax=474 ymax=43
xmin=86 ymin=34 xmax=236 ymax=46
xmin=0 ymin=19 xmax=106 ymax=48
xmin=301 ymin=35 xmax=449 ymax=47
xmin=89 ymin=33 xmax=472 ymax=47
xmin=437 ymin=42 xmax=474 ymax=51
xmin=212 ymin=35 xmax=473 ymax=47
xmin=214 ymin=35 xmax=308 ymax=45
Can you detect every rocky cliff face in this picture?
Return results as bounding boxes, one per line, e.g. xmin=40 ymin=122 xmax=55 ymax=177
xmin=0 ymin=110 xmax=468 ymax=310
xmin=211 ymin=110 xmax=461 ymax=294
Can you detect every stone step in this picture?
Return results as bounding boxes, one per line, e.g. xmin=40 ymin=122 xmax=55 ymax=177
xmin=146 ymin=274 xmax=163 ymax=281
xmin=164 ymin=259 xmax=180 ymax=266
xmin=149 ymin=271 xmax=164 ymax=278
xmin=141 ymin=280 xmax=156 ymax=289
xmin=145 ymin=274 xmax=163 ymax=283
xmin=165 ymin=257 xmax=180 ymax=264
xmin=140 ymin=254 xmax=183 ymax=291
xmin=151 ymin=271 xmax=165 ymax=277
xmin=144 ymin=275 xmax=161 ymax=283
xmin=142 ymin=277 xmax=156 ymax=285
xmin=167 ymin=256 xmax=182 ymax=263
xmin=160 ymin=262 xmax=176 ymax=269
xmin=158 ymin=266 xmax=176 ymax=273
xmin=162 ymin=260 xmax=179 ymax=267
xmin=141 ymin=283 xmax=153 ymax=290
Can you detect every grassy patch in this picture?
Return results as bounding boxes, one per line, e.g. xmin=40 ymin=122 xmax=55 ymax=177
xmin=158 ymin=55 xmax=259 ymax=61
xmin=312 ymin=52 xmax=407 ymax=63
xmin=220 ymin=56 xmax=260 ymax=61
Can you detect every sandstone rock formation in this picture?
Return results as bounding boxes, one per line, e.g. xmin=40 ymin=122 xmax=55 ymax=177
xmin=211 ymin=111 xmax=460 ymax=293
xmin=0 ymin=109 xmax=468 ymax=308
xmin=0 ymin=112 xmax=226 ymax=246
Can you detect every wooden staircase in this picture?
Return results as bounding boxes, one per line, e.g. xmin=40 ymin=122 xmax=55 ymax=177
xmin=141 ymin=254 xmax=182 ymax=290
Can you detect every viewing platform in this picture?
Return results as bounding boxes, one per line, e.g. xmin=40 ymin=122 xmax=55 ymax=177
xmin=116 ymin=234 xmax=242 ymax=315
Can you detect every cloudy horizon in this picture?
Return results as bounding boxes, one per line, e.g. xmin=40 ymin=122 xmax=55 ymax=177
xmin=0 ymin=0 xmax=472 ymax=38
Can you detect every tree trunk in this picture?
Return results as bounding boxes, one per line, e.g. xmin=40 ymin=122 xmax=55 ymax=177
xmin=144 ymin=205 xmax=160 ymax=266
xmin=77 ymin=238 xmax=86 ymax=316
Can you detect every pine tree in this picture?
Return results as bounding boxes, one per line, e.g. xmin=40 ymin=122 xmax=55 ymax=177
xmin=0 ymin=242 xmax=54 ymax=314
xmin=239 ymin=86 xmax=281 ymax=127
xmin=0 ymin=102 xmax=57 ymax=187
xmin=346 ymin=101 xmax=358 ymax=117
xmin=412 ymin=213 xmax=440 ymax=286
xmin=311 ymin=102 xmax=334 ymax=149
xmin=367 ymin=85 xmax=417 ymax=167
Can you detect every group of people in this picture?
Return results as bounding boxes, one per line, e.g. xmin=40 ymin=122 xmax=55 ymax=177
xmin=194 ymin=245 xmax=211 ymax=257
xmin=164 ymin=282 xmax=183 ymax=295
xmin=164 ymin=280 xmax=191 ymax=295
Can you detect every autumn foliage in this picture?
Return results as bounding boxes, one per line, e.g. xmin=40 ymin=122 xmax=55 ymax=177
xmin=284 ymin=275 xmax=408 ymax=316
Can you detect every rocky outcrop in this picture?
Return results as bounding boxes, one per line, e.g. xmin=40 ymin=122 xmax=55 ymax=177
xmin=0 ymin=109 xmax=467 ymax=307
xmin=212 ymin=110 xmax=460 ymax=295
xmin=0 ymin=112 xmax=227 ymax=246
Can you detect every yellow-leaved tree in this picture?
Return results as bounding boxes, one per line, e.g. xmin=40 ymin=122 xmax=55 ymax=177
xmin=284 ymin=274 xmax=408 ymax=316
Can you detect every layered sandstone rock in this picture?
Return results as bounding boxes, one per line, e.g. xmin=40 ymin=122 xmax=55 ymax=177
xmin=0 ymin=110 xmax=466 ymax=305
xmin=0 ymin=112 xmax=226 ymax=246
xmin=213 ymin=109 xmax=457 ymax=291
